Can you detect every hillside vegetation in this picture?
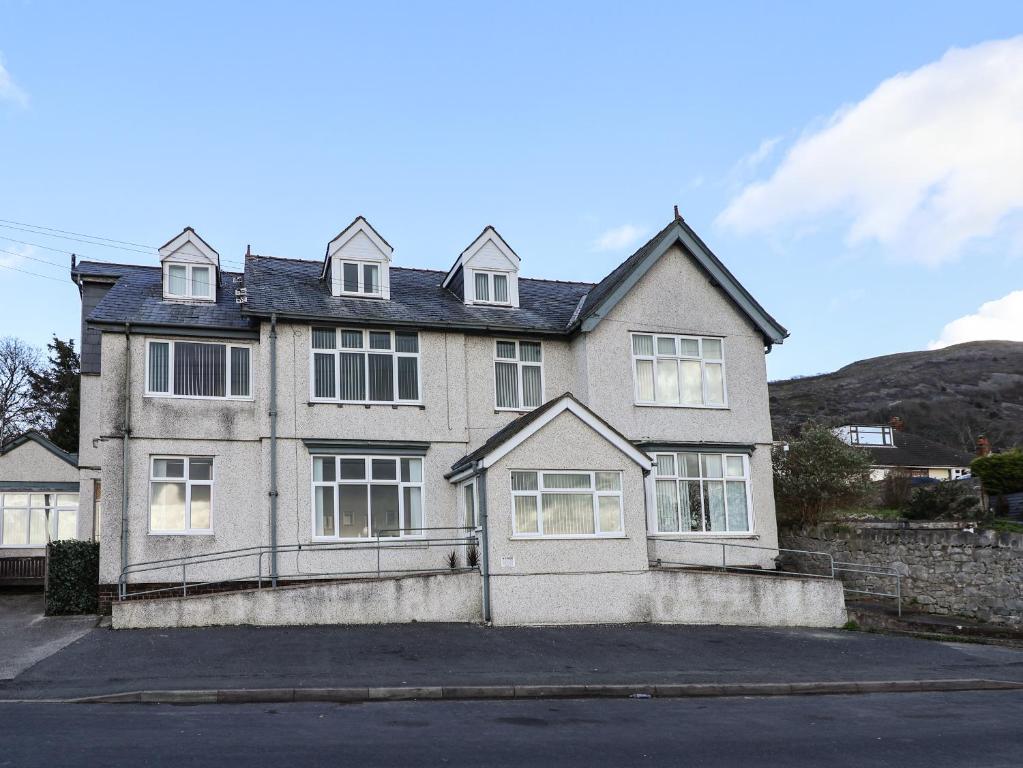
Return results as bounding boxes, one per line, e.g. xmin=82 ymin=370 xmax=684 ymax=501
xmin=769 ymin=341 xmax=1023 ymax=453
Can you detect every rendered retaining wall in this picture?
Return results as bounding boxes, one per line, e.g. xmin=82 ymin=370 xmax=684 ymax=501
xmin=782 ymin=524 xmax=1023 ymax=627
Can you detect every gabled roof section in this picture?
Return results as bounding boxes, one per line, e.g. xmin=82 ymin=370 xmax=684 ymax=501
xmin=572 ymin=218 xmax=789 ymax=346
xmin=441 ymin=225 xmax=520 ymax=289
xmin=320 ymin=216 xmax=394 ymax=279
xmin=0 ymin=431 xmax=78 ymax=467
xmin=855 ymin=431 xmax=974 ymax=469
xmin=158 ymin=227 xmax=220 ymax=267
xmin=448 ymin=392 xmax=654 ymax=476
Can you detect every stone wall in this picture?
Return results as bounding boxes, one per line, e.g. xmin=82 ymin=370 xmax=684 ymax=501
xmin=781 ymin=524 xmax=1023 ymax=627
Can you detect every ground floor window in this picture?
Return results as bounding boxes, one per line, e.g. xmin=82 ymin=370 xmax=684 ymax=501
xmin=312 ymin=455 xmax=424 ymax=539
xmin=461 ymin=479 xmax=478 ymax=529
xmin=0 ymin=492 xmax=78 ymax=547
xmin=149 ymin=456 xmax=213 ymax=534
xmin=654 ymin=452 xmax=751 ymax=533
xmin=510 ymin=470 xmax=623 ymax=537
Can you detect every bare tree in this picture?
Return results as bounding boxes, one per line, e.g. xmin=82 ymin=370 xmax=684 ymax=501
xmin=0 ymin=337 xmax=44 ymax=446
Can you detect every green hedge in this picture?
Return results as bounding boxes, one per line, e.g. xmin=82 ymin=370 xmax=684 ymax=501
xmin=45 ymin=540 xmax=100 ymax=616
xmin=971 ymin=449 xmax=1023 ymax=496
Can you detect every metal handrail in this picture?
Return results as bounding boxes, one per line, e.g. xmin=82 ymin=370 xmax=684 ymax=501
xmin=118 ymin=527 xmax=478 ymax=600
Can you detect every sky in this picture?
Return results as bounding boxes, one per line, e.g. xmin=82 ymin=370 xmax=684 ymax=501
xmin=1 ymin=1 xmax=1022 ymax=380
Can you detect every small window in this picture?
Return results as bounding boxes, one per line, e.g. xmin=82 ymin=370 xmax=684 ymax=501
xmin=339 ymin=261 xmax=383 ymax=297
xmin=510 ymin=470 xmax=623 ymax=538
xmin=149 ymin=456 xmax=213 ymax=534
xmin=164 ymin=262 xmax=215 ymax=300
xmin=631 ymin=333 xmax=726 ymax=407
xmin=494 ymin=340 xmax=543 ymax=410
xmin=146 ymin=340 xmax=251 ymax=400
xmin=473 ymin=271 xmax=511 ymax=305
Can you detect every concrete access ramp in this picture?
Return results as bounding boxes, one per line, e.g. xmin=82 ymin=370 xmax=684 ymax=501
xmin=113 ymin=571 xmax=483 ymax=630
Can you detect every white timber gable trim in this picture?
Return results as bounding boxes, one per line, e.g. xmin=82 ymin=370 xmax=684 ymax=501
xmin=476 ymin=396 xmax=654 ymax=473
xmin=443 ymin=226 xmax=521 ymax=307
xmin=158 ymin=227 xmax=221 ymax=302
xmin=324 ymin=216 xmax=394 ymax=300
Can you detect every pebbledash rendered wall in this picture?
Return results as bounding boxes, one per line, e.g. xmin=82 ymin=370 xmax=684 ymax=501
xmin=781 ymin=524 xmax=1023 ymax=627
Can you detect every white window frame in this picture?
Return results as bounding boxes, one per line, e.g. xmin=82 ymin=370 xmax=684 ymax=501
xmin=472 ymin=270 xmax=512 ymax=306
xmin=651 ymin=452 xmax=754 ymax=535
xmin=460 ymin=479 xmax=479 ymax=530
xmin=848 ymin=425 xmax=894 ymax=446
xmin=144 ymin=339 xmax=252 ymax=400
xmin=338 ymin=260 xmax=383 ymax=298
xmin=310 ymin=455 xmax=425 ymax=542
xmin=494 ymin=339 xmax=544 ymax=412
xmin=148 ymin=456 xmax=214 ymax=536
xmin=163 ymin=262 xmax=215 ymax=301
xmin=0 ymin=492 xmax=79 ymax=547
xmin=630 ymin=332 xmax=727 ymax=409
xmin=510 ymin=470 xmax=624 ymax=539
xmin=309 ymin=328 xmax=421 ymax=405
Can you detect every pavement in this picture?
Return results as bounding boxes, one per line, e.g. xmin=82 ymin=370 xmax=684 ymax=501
xmin=0 ymin=591 xmax=98 ymax=681
xmin=2 ymin=691 xmax=1022 ymax=767
xmin=4 ymin=617 xmax=1023 ymax=701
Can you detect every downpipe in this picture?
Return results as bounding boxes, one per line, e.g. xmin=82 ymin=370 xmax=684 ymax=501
xmin=269 ymin=314 xmax=279 ymax=587
xmin=475 ymin=464 xmax=492 ymax=624
xmin=120 ymin=322 xmax=132 ymax=578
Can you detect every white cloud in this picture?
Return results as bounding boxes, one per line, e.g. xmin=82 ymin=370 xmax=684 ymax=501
xmin=733 ymin=136 xmax=781 ymax=176
xmin=0 ymin=53 xmax=28 ymax=107
xmin=594 ymin=224 xmax=645 ymax=252
xmin=929 ymin=289 xmax=1023 ymax=348
xmin=718 ymin=37 xmax=1023 ymax=265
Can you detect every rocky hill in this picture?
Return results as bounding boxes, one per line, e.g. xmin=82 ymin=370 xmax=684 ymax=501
xmin=769 ymin=341 xmax=1023 ymax=453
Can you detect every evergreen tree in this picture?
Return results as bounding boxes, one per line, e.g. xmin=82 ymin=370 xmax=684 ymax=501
xmin=28 ymin=336 xmax=80 ymax=454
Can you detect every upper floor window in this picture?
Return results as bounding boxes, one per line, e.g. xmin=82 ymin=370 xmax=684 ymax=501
xmin=340 ymin=261 xmax=382 ymax=297
xmin=312 ymin=455 xmax=423 ymax=540
xmin=473 ymin=271 xmax=510 ymax=305
xmin=510 ymin=470 xmax=624 ymax=538
xmin=310 ymin=328 xmax=420 ymax=404
xmin=495 ymin=340 xmax=543 ymax=411
xmin=631 ymin=333 xmax=725 ymax=408
xmin=146 ymin=340 xmax=251 ymax=399
xmin=847 ymin=426 xmax=893 ymax=446
xmin=164 ymin=262 xmax=214 ymax=300
xmin=150 ymin=456 xmax=213 ymax=534
xmin=653 ymin=452 xmax=751 ymax=534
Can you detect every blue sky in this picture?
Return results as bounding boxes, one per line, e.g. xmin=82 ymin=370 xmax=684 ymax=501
xmin=2 ymin=1 xmax=1022 ymax=379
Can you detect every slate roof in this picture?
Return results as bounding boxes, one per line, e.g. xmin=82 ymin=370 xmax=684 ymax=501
xmin=858 ymin=431 xmax=973 ymax=469
xmin=75 ymin=261 xmax=256 ymax=332
xmin=245 ymin=255 xmax=592 ymax=334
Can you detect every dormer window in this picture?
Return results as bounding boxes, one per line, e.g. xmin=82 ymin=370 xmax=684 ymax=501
xmin=158 ymin=227 xmax=221 ymax=303
xmin=848 ymin=426 xmax=894 ymax=446
xmin=442 ymin=226 xmax=521 ymax=308
xmin=473 ymin=270 xmax=510 ymax=305
xmin=165 ymin=263 xmax=214 ymax=300
xmin=340 ymin=260 xmax=382 ymax=297
xmin=322 ymin=217 xmax=393 ymax=300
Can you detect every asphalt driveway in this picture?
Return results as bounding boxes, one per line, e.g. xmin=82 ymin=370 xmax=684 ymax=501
xmin=0 ymin=591 xmax=97 ymax=680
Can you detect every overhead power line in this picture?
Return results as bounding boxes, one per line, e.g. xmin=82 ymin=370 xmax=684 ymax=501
xmin=0 ymin=217 xmax=157 ymax=250
xmin=0 ymin=261 xmax=71 ymax=283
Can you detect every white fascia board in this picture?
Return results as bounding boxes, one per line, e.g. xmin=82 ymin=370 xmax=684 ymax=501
xmin=478 ymin=397 xmax=654 ymax=471
xmin=442 ymin=226 xmax=519 ymax=289
xmin=158 ymin=229 xmax=220 ymax=266
xmin=326 ymin=218 xmax=393 ymax=261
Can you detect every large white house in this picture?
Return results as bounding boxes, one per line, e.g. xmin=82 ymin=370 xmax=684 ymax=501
xmin=71 ymin=213 xmax=845 ymax=627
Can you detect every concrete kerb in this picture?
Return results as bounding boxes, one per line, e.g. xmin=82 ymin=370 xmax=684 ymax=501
xmin=32 ymin=678 xmax=1023 ymax=705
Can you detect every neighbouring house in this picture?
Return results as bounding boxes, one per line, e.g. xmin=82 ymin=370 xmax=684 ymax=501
xmin=834 ymin=419 xmax=972 ymax=481
xmin=0 ymin=431 xmax=82 ymax=584
xmin=71 ymin=213 xmax=847 ymax=627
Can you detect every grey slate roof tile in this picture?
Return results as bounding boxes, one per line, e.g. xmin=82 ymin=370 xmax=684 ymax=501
xmin=244 ymin=255 xmax=592 ymax=334
xmin=859 ymin=431 xmax=974 ymax=469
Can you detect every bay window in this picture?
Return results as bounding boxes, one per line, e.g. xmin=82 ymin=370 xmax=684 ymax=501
xmin=146 ymin=340 xmax=251 ymax=399
xmin=495 ymin=340 xmax=543 ymax=410
xmin=312 ymin=455 xmax=424 ymax=539
xmin=310 ymin=328 xmax=420 ymax=404
xmin=0 ymin=492 xmax=78 ymax=547
xmin=510 ymin=470 xmax=623 ymax=537
xmin=653 ymin=452 xmax=752 ymax=534
xmin=631 ymin=333 xmax=726 ymax=407
xmin=149 ymin=456 xmax=213 ymax=534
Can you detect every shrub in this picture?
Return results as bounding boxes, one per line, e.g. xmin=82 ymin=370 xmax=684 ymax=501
xmin=879 ymin=470 xmax=913 ymax=509
xmin=971 ymin=449 xmax=1023 ymax=496
xmin=903 ymin=481 xmax=982 ymax=521
xmin=773 ymin=422 xmax=874 ymax=527
xmin=45 ymin=540 xmax=99 ymax=615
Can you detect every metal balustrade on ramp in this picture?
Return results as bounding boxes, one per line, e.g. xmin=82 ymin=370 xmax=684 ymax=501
xmin=117 ymin=527 xmax=479 ymax=601
xmin=649 ymin=537 xmax=902 ymax=616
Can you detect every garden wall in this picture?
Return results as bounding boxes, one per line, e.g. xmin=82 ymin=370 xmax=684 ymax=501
xmin=781 ymin=523 xmax=1023 ymax=628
